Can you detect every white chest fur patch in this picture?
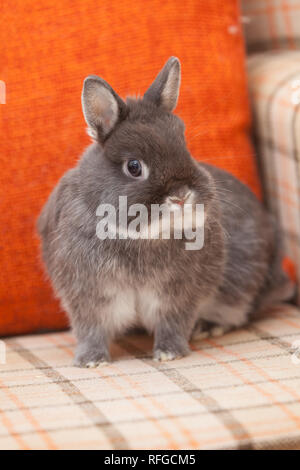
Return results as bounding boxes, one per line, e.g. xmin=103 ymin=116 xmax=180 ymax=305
xmin=107 ymin=287 xmax=136 ymax=333
xmin=102 ymin=282 xmax=160 ymax=334
xmin=136 ymin=287 xmax=160 ymax=332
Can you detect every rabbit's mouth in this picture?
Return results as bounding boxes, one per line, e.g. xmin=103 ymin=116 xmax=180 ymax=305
xmin=166 ymin=189 xmax=193 ymax=210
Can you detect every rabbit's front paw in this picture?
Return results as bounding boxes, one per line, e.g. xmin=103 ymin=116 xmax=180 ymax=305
xmin=73 ymin=355 xmax=110 ymax=368
xmin=153 ymin=349 xmax=181 ymax=362
xmin=153 ymin=342 xmax=190 ymax=362
xmin=154 ymin=322 xmax=190 ymax=362
xmin=73 ymin=341 xmax=110 ymax=368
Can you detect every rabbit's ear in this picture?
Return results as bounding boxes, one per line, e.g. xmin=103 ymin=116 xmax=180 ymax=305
xmin=144 ymin=57 xmax=181 ymax=112
xmin=82 ymin=75 xmax=127 ymax=143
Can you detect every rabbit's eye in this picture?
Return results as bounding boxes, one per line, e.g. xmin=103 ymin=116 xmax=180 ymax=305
xmin=123 ymin=159 xmax=148 ymax=180
xmin=127 ymin=159 xmax=142 ymax=177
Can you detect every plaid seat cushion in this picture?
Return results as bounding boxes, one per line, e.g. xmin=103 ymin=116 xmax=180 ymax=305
xmin=242 ymin=0 xmax=300 ymax=52
xmin=1 ymin=304 xmax=300 ymax=450
xmin=247 ymin=51 xmax=300 ymax=302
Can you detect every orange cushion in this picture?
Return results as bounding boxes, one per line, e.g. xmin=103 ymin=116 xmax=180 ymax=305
xmin=0 ymin=0 xmax=260 ymax=336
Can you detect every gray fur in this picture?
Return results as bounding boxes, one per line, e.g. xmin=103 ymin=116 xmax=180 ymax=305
xmin=37 ymin=57 xmax=293 ymax=366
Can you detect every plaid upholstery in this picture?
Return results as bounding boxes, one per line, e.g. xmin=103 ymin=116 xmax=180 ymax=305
xmin=247 ymin=51 xmax=300 ymax=302
xmin=242 ymin=0 xmax=300 ymax=52
xmin=1 ymin=305 xmax=300 ymax=450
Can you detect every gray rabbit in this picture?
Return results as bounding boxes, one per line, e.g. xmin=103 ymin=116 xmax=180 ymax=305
xmin=38 ymin=57 xmax=294 ymax=367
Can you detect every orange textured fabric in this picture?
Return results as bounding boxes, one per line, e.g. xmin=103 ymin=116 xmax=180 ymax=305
xmin=0 ymin=0 xmax=260 ymax=336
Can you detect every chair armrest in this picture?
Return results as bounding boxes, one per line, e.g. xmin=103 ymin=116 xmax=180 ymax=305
xmin=241 ymin=0 xmax=300 ymax=53
xmin=247 ymin=51 xmax=300 ymax=300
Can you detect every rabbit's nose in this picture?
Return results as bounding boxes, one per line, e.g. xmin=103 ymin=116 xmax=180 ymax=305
xmin=169 ymin=189 xmax=192 ymax=206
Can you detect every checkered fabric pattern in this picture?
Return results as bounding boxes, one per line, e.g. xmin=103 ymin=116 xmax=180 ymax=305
xmin=242 ymin=0 xmax=300 ymax=52
xmin=1 ymin=305 xmax=300 ymax=450
xmin=247 ymin=50 xmax=300 ymax=303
